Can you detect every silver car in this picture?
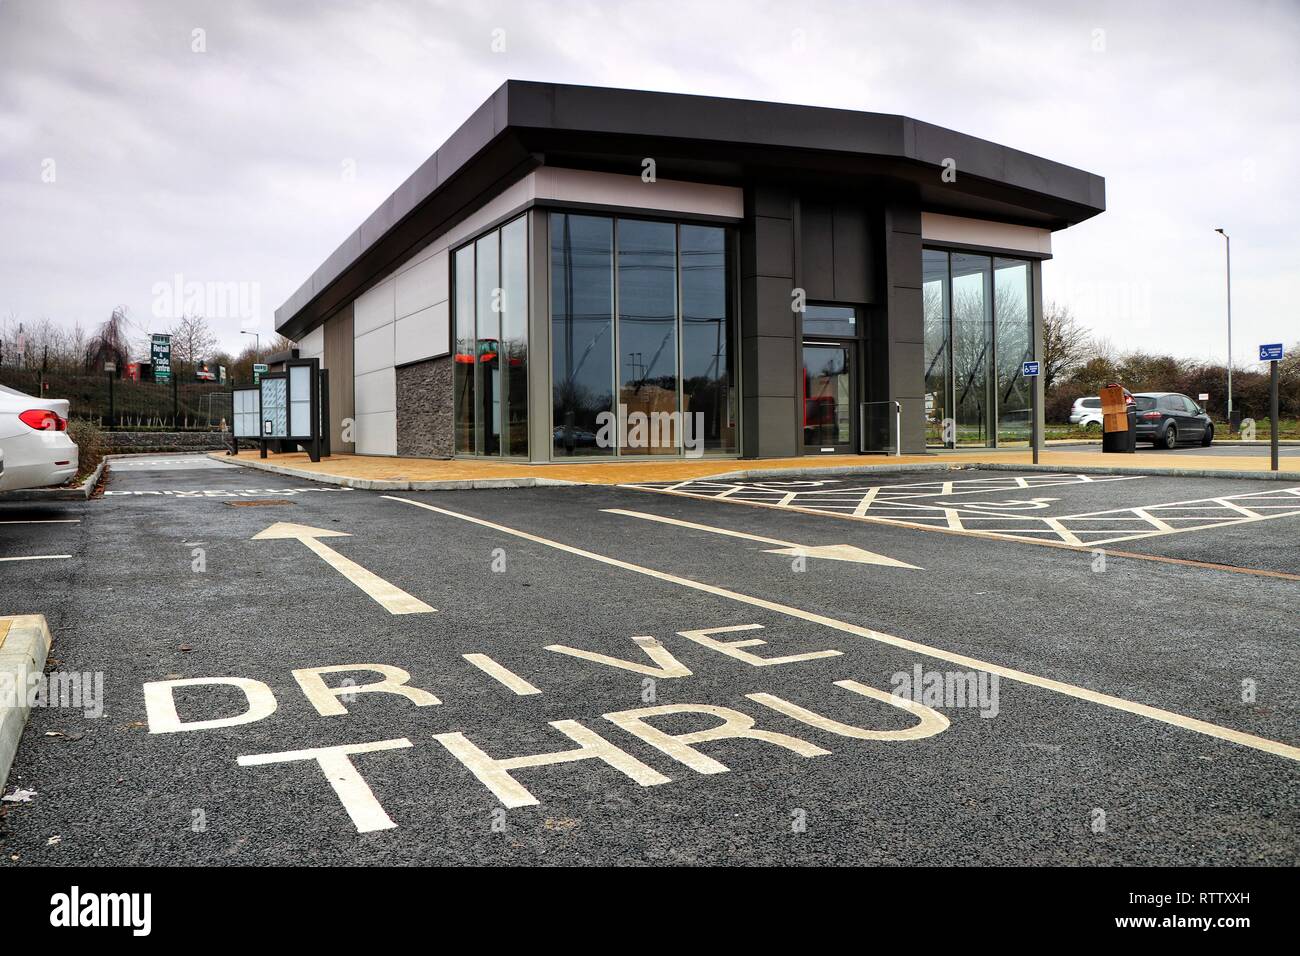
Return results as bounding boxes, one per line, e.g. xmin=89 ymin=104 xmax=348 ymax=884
xmin=1068 ymin=396 xmax=1103 ymax=430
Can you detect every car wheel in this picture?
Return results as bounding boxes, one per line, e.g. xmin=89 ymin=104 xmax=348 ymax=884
xmin=1085 ymin=420 xmax=1101 ymax=432
xmin=1162 ymin=424 xmax=1177 ymax=449
xmin=1201 ymin=425 xmax=1213 ymax=447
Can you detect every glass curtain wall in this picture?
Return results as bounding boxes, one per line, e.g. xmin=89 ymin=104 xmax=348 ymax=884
xmin=551 ymin=214 xmax=615 ymax=456
xmin=680 ymin=225 xmax=736 ymax=453
xmin=551 ymin=212 xmax=735 ymax=458
xmin=922 ymin=250 xmax=951 ymax=446
xmin=994 ymin=258 xmax=1033 ymax=443
xmin=924 ymin=249 xmax=1034 ymax=447
xmin=617 ymin=219 xmax=678 ymax=454
xmin=453 ymin=213 xmax=528 ymax=457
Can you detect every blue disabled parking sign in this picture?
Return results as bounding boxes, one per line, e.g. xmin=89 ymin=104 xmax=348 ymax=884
xmin=1259 ymin=343 xmax=1283 ymax=362
xmin=1022 ymin=360 xmax=1040 ymax=377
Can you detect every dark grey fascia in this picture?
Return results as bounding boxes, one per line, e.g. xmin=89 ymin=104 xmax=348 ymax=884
xmin=276 ymin=80 xmax=1105 ymax=340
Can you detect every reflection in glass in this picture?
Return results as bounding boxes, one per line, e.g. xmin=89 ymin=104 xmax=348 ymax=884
xmin=803 ymin=305 xmax=856 ymax=336
xmin=453 ymin=245 xmax=475 ymax=454
xmin=617 ymin=219 xmax=678 ymax=455
xmin=551 ymin=214 xmax=615 ymax=456
xmin=922 ymin=249 xmax=951 ymax=447
xmin=951 ymin=253 xmax=992 ymax=445
xmin=501 ymin=217 xmax=529 ymax=457
xmin=802 ymin=345 xmax=851 ymax=449
xmin=474 ymin=232 xmax=500 ymax=455
xmin=994 ymin=259 xmax=1033 ymax=444
xmin=680 ymin=225 xmax=735 ymax=455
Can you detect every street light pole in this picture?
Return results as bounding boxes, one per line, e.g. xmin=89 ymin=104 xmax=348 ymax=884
xmin=241 ymin=330 xmax=262 ymax=369
xmin=1215 ymin=228 xmax=1232 ymax=421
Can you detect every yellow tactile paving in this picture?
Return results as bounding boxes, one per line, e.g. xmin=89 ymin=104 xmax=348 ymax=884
xmin=211 ymin=448 xmax=1298 ymax=485
xmin=0 ymin=618 xmax=11 ymax=650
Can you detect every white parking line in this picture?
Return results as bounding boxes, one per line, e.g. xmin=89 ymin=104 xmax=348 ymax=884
xmin=0 ymin=519 xmax=80 ymax=525
xmin=384 ymin=495 xmax=1300 ymax=765
xmin=0 ymin=554 xmax=71 ymax=562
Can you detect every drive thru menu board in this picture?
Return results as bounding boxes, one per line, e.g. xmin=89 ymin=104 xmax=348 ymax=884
xmin=232 ymin=387 xmax=260 ymax=439
xmin=260 ymin=377 xmax=288 ymax=438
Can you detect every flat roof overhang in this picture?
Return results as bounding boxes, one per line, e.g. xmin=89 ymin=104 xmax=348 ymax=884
xmin=276 ymin=81 xmax=1105 ymax=340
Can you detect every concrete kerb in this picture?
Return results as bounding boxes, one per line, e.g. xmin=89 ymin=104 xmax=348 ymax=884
xmin=211 ymin=453 xmax=581 ymax=490
xmin=0 ymin=460 xmax=105 ymax=502
xmin=212 ymin=451 xmax=1297 ymax=490
xmin=0 ymin=614 xmax=53 ymax=792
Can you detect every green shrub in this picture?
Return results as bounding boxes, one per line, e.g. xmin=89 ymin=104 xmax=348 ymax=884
xmin=66 ymin=418 xmax=107 ymax=483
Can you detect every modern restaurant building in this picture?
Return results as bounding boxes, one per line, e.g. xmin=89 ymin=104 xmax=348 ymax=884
xmin=274 ymin=81 xmax=1105 ymax=460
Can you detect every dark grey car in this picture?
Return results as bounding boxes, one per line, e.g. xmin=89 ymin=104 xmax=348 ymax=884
xmin=1133 ymin=392 xmax=1214 ymax=448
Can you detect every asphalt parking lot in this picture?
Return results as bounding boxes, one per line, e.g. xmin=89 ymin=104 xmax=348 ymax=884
xmin=0 ymin=455 xmax=1296 ymax=865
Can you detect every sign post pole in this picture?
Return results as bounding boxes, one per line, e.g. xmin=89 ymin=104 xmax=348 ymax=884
xmin=1022 ymin=360 xmax=1041 ymax=465
xmin=1270 ymin=358 xmax=1279 ymax=472
xmin=1260 ymin=343 xmax=1284 ymax=473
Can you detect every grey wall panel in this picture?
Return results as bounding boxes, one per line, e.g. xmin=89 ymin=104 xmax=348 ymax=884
xmin=883 ymin=201 xmax=927 ymax=453
xmin=751 ymin=216 xmax=795 ymax=278
xmin=739 ymin=184 xmax=798 ymax=458
xmin=743 ymin=336 xmax=796 ymax=398
xmin=741 ymin=276 xmax=799 ymax=338
xmin=832 ymin=204 xmax=871 ymax=302
xmin=799 ymin=203 xmax=835 ymax=300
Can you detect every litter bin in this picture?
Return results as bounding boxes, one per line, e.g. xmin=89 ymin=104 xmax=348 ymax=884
xmin=1100 ymin=383 xmax=1136 ymax=454
xmin=1102 ymin=407 xmax=1136 ymax=453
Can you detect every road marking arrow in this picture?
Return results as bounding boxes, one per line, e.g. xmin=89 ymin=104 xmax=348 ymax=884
xmin=252 ymin=522 xmax=435 ymax=615
xmin=601 ymin=509 xmax=920 ymax=568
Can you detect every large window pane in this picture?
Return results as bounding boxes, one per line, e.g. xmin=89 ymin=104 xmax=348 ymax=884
xmin=617 ymin=219 xmax=678 ymax=455
xmin=453 ymin=245 xmax=475 ymax=454
xmin=551 ymin=213 xmax=614 ymax=456
xmin=922 ymin=249 xmax=951 ymax=447
xmin=951 ymin=253 xmax=992 ymax=445
xmin=995 ymin=258 xmax=1033 ymax=444
xmin=474 ymin=232 xmax=500 ymax=455
xmin=680 ymin=224 xmax=734 ymax=455
xmin=501 ymin=216 xmax=528 ymax=458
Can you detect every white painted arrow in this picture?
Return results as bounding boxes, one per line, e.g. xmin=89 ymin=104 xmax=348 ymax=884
xmin=252 ymin=522 xmax=435 ymax=615
xmin=601 ymin=509 xmax=920 ymax=568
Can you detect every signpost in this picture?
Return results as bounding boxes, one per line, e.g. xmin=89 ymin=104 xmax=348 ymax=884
xmin=253 ymin=363 xmax=268 ymax=384
xmin=1022 ymin=360 xmax=1040 ymax=464
xmin=1259 ymin=344 xmax=1283 ymax=471
xmin=150 ymin=334 xmax=172 ymax=384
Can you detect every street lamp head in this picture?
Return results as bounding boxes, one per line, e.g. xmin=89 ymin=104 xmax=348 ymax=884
xmin=1215 ymin=227 xmax=1226 ymax=235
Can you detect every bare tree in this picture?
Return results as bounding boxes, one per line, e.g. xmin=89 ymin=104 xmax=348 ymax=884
xmin=168 ymin=314 xmax=218 ymax=371
xmin=1042 ymin=301 xmax=1092 ymax=392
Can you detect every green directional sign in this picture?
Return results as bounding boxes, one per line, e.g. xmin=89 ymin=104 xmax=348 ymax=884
xmin=253 ymin=362 xmax=269 ymax=384
xmin=151 ymin=334 xmax=172 ymax=383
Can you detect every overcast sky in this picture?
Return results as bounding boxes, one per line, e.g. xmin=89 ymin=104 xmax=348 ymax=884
xmin=1 ymin=0 xmax=1296 ymax=366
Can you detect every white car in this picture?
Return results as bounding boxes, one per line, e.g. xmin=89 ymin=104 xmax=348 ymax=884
xmin=0 ymin=384 xmax=79 ymax=491
xmin=1067 ymin=396 xmax=1103 ymax=430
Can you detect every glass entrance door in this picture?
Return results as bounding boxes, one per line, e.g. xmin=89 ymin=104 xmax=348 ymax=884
xmin=801 ymin=342 xmax=854 ymax=453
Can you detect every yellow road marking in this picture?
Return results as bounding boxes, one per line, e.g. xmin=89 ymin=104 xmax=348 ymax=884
xmin=385 ymin=495 xmax=1300 ymax=764
xmin=0 ymin=619 xmax=11 ymax=650
xmin=602 ymin=508 xmax=919 ymax=568
xmin=252 ymin=522 xmax=434 ymax=615
xmin=463 ymin=653 xmax=542 ymax=695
